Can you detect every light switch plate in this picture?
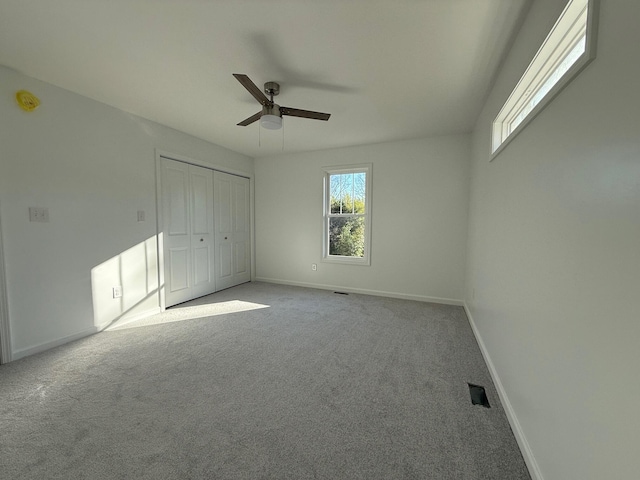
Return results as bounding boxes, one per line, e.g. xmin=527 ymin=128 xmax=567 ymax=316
xmin=29 ymin=207 xmax=49 ymax=223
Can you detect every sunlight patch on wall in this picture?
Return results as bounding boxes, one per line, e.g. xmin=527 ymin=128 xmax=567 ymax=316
xmin=91 ymin=236 xmax=159 ymax=329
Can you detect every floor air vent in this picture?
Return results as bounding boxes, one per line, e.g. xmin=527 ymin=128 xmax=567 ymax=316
xmin=468 ymin=383 xmax=491 ymax=408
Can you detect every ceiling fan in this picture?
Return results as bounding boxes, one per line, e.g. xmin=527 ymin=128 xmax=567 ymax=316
xmin=233 ymin=73 xmax=331 ymax=130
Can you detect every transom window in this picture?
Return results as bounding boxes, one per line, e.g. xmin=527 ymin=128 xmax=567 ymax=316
xmin=322 ymin=164 xmax=372 ymax=265
xmin=491 ymin=0 xmax=598 ymax=157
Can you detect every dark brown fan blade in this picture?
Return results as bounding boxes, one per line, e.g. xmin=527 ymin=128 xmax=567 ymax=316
xmin=280 ymin=107 xmax=331 ymax=121
xmin=237 ymin=111 xmax=262 ymax=126
xmin=233 ymin=74 xmax=271 ymax=106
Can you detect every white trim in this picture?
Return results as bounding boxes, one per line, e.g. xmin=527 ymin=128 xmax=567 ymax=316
xmin=255 ymin=277 xmax=463 ymax=306
xmin=322 ymin=163 xmax=372 ymax=266
xmin=12 ymin=326 xmax=100 ymax=361
xmin=155 ymin=149 xmax=251 ymax=179
xmin=0 ymin=203 xmax=12 ymax=364
xmin=96 ymin=306 xmax=162 ymax=331
xmin=491 ymin=0 xmax=599 ymax=160
xmin=104 ymin=306 xmax=162 ymax=331
xmin=155 ymin=153 xmax=166 ymax=311
xmin=250 ymin=174 xmax=256 ymax=282
xmin=463 ymin=302 xmax=544 ymax=480
xmin=11 ymin=306 xmax=162 ymax=361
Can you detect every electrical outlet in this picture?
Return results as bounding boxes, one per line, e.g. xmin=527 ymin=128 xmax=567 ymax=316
xmin=112 ymin=286 xmax=123 ymax=298
xmin=137 ymin=210 xmax=145 ymax=222
xmin=312 ymin=263 xmax=317 ymax=271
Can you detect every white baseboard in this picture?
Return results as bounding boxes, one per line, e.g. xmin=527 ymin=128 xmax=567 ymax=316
xmin=463 ymin=302 xmax=544 ymax=480
xmin=103 ymin=306 xmax=162 ymax=330
xmin=255 ymin=277 xmax=463 ymax=306
xmin=12 ymin=306 xmax=162 ymax=361
xmin=12 ymin=325 xmax=102 ymax=361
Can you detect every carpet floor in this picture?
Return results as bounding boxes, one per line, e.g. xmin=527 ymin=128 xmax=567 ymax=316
xmin=0 ymin=282 xmax=531 ymax=479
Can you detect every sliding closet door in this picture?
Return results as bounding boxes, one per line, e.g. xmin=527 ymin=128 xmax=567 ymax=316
xmin=214 ymin=171 xmax=251 ymax=291
xmin=161 ymin=158 xmax=215 ymax=307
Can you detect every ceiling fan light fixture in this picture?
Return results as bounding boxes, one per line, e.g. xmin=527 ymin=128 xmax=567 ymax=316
xmin=233 ymin=74 xmax=330 ymax=129
xmin=260 ymin=113 xmax=282 ymax=130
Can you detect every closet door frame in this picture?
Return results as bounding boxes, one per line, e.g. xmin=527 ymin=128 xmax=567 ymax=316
xmin=0 ymin=201 xmax=11 ymax=364
xmin=155 ymin=150 xmax=255 ymax=311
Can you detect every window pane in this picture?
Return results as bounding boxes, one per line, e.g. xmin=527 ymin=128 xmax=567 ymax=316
xmin=330 ymin=172 xmax=366 ymax=214
xmin=509 ymin=35 xmax=587 ymax=134
xmin=329 ymin=216 xmax=365 ymax=257
xmin=330 ymin=174 xmax=345 ymax=213
xmin=354 ymin=172 xmax=366 ymax=212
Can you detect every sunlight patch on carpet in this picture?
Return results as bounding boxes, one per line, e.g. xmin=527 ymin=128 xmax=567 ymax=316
xmin=106 ymin=300 xmax=270 ymax=330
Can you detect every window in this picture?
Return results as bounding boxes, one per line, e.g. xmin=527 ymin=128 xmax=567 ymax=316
xmin=323 ymin=164 xmax=372 ymax=265
xmin=491 ymin=0 xmax=598 ymax=157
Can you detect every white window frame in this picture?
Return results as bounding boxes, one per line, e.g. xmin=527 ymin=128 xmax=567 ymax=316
xmin=322 ymin=164 xmax=372 ymax=266
xmin=491 ymin=0 xmax=599 ymax=159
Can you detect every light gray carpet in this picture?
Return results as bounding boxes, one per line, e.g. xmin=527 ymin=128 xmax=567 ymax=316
xmin=0 ymin=282 xmax=531 ymax=479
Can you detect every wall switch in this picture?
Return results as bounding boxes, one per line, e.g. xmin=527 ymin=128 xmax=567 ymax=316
xmin=29 ymin=207 xmax=49 ymax=223
xmin=137 ymin=210 xmax=145 ymax=222
xmin=312 ymin=263 xmax=317 ymax=271
xmin=112 ymin=286 xmax=123 ymax=298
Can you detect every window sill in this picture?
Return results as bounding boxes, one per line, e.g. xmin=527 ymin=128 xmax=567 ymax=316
xmin=322 ymin=255 xmax=371 ymax=266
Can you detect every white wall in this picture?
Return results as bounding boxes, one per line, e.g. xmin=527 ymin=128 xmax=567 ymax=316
xmin=255 ymin=136 xmax=470 ymax=304
xmin=0 ymin=66 xmax=252 ymax=359
xmin=465 ymin=1 xmax=640 ymax=479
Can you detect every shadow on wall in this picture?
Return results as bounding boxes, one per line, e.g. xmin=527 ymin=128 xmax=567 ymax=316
xmin=91 ymin=236 xmax=160 ymax=329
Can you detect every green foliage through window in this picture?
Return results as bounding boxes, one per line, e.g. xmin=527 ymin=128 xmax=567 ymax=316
xmin=329 ymin=215 xmax=365 ymax=257
xmin=327 ymin=172 xmax=367 ymax=258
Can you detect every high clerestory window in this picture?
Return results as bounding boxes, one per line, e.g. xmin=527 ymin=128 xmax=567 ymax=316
xmin=322 ymin=164 xmax=372 ymax=265
xmin=491 ymin=0 xmax=598 ymax=157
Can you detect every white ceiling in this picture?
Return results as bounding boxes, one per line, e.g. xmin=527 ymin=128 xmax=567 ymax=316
xmin=0 ymin=0 xmax=530 ymax=158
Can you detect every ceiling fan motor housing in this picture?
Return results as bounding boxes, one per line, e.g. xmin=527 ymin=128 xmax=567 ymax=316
xmin=264 ymin=81 xmax=280 ymax=97
xmin=262 ymin=103 xmax=281 ymax=117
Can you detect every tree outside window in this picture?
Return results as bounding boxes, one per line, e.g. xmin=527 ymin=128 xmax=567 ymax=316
xmin=323 ymin=165 xmax=371 ymax=265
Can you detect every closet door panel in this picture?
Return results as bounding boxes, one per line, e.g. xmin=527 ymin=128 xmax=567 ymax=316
xmin=161 ymin=158 xmax=215 ymax=307
xmin=214 ymin=171 xmax=250 ymax=290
